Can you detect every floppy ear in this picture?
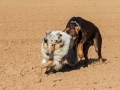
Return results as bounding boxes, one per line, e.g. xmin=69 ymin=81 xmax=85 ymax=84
xmin=63 ymin=28 xmax=69 ymax=32
xmin=69 ymin=21 xmax=81 ymax=34
xmin=44 ymin=38 xmax=47 ymax=43
xmin=75 ymin=26 xmax=81 ymax=34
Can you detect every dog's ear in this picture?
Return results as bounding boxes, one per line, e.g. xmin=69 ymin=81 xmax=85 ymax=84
xmin=46 ymin=30 xmax=52 ymax=35
xmin=44 ymin=30 xmax=52 ymax=43
xmin=63 ymin=29 xmax=66 ymax=32
xmin=57 ymin=33 xmax=62 ymax=39
xmin=69 ymin=21 xmax=81 ymax=33
xmin=44 ymin=38 xmax=48 ymax=43
xmin=63 ymin=28 xmax=69 ymax=32
xmin=75 ymin=26 xmax=81 ymax=34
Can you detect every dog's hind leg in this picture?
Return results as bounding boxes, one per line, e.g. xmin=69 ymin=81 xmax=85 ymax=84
xmin=93 ymin=32 xmax=104 ymax=64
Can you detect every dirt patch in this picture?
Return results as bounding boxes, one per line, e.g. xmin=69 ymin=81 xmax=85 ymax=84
xmin=0 ymin=0 xmax=120 ymax=90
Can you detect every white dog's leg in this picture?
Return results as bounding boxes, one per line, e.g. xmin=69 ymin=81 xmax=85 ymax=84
xmin=41 ymin=58 xmax=47 ymax=64
xmin=41 ymin=59 xmax=53 ymax=69
xmin=52 ymin=60 xmax=62 ymax=71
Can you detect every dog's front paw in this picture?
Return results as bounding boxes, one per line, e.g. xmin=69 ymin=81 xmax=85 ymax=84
xmin=78 ymin=50 xmax=84 ymax=59
xmin=41 ymin=61 xmax=53 ymax=68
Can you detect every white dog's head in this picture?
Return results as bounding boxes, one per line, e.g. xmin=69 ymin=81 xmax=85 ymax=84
xmin=43 ymin=30 xmax=63 ymax=55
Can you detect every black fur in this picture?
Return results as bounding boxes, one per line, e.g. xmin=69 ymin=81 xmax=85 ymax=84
xmin=65 ymin=16 xmax=103 ymax=66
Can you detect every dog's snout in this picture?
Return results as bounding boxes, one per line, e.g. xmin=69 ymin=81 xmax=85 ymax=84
xmin=46 ymin=52 xmax=50 ymax=55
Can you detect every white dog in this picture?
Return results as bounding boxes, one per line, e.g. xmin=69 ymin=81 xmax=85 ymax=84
xmin=41 ymin=30 xmax=74 ymax=73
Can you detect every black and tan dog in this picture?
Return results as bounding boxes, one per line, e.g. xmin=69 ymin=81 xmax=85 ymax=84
xmin=63 ymin=16 xmax=103 ymax=66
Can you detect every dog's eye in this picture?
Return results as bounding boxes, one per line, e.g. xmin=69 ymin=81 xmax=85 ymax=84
xmin=55 ymin=40 xmax=58 ymax=43
xmin=52 ymin=44 xmax=55 ymax=46
xmin=44 ymin=38 xmax=48 ymax=43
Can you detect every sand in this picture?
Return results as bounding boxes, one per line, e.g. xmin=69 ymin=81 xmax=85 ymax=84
xmin=0 ymin=0 xmax=120 ymax=90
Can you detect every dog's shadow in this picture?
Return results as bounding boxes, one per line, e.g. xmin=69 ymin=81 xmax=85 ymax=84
xmin=60 ymin=58 xmax=107 ymax=73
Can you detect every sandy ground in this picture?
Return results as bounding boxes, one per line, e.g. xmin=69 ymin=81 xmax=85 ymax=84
xmin=0 ymin=0 xmax=120 ymax=90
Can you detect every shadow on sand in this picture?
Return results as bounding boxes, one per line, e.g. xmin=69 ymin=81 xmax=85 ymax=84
xmin=60 ymin=58 xmax=107 ymax=73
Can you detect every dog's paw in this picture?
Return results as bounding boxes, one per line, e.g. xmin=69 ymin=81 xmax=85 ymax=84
xmin=78 ymin=50 xmax=84 ymax=59
xmin=79 ymin=54 xmax=84 ymax=59
xmin=99 ymin=58 xmax=104 ymax=64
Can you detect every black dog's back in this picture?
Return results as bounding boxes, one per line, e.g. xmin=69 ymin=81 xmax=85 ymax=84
xmin=66 ymin=17 xmax=97 ymax=29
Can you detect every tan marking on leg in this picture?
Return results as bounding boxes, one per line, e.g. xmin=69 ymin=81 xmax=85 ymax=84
xmin=77 ymin=43 xmax=84 ymax=59
xmin=39 ymin=68 xmax=48 ymax=82
xmin=41 ymin=61 xmax=53 ymax=68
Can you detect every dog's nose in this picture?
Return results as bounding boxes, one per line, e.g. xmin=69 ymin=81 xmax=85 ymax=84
xmin=46 ymin=52 xmax=50 ymax=55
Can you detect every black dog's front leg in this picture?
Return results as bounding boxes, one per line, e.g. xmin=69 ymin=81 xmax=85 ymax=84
xmin=77 ymin=30 xmax=88 ymax=59
xmin=81 ymin=30 xmax=88 ymax=45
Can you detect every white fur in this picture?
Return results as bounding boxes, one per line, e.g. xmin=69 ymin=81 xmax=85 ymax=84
xmin=41 ymin=58 xmax=47 ymax=64
xmin=52 ymin=60 xmax=62 ymax=71
xmin=41 ymin=30 xmax=72 ymax=71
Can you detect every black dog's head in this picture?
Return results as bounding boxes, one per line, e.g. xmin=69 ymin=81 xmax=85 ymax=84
xmin=65 ymin=21 xmax=81 ymax=34
xmin=64 ymin=21 xmax=81 ymax=48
